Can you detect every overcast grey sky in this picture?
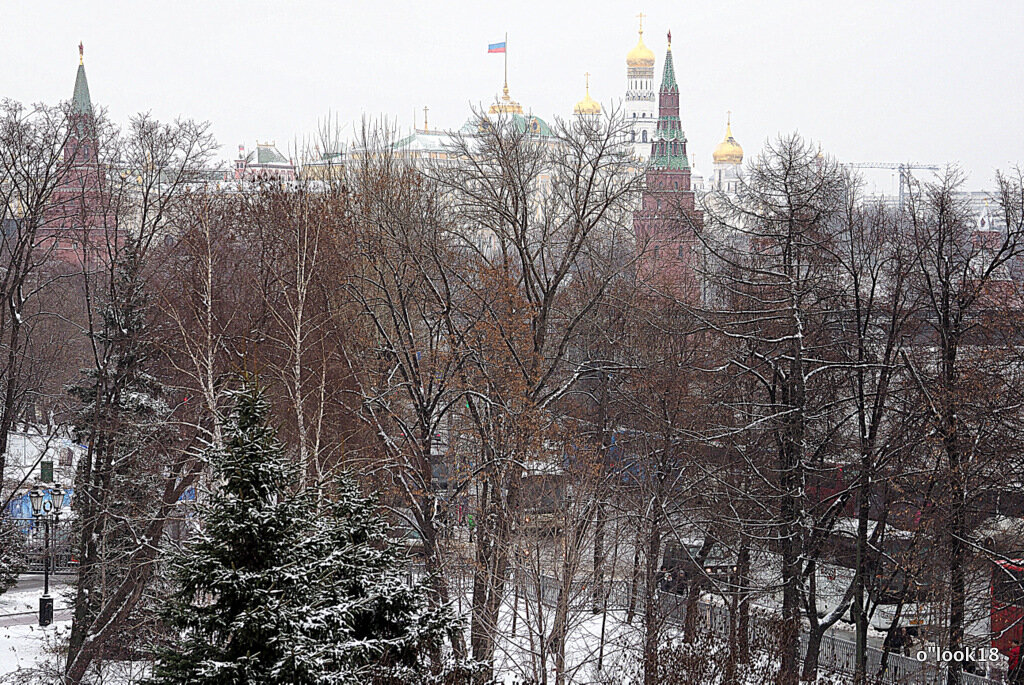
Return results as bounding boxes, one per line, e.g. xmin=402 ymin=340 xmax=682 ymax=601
xmin=3 ymin=0 xmax=1022 ymax=190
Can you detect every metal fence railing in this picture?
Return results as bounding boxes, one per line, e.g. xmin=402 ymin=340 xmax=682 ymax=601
xmin=676 ymin=593 xmax=1000 ymax=684
xmin=6 ymin=516 xmax=77 ymax=575
xmin=401 ymin=565 xmax=1003 ymax=684
xmin=490 ymin=570 xmax=1006 ymax=684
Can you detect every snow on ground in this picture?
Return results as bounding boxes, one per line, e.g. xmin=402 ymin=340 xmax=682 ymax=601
xmin=0 ymin=588 xmax=70 ymax=617
xmin=0 ymin=590 xmax=43 ymax=616
xmin=0 ymin=618 xmax=146 ymax=684
xmin=475 ymin=590 xmax=848 ymax=684
xmin=0 ymin=619 xmax=68 ymax=681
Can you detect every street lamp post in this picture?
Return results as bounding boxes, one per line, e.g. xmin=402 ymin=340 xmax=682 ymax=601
xmin=28 ymin=484 xmax=65 ymax=627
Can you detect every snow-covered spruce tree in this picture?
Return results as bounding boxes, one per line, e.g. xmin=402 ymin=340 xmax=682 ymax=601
xmin=150 ymin=381 xmax=466 ymax=685
xmin=0 ymin=516 xmax=26 ymax=593
xmin=66 ymin=240 xmax=175 ymax=677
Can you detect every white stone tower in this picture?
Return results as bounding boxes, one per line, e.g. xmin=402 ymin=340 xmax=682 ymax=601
xmin=625 ymin=13 xmax=656 ymax=160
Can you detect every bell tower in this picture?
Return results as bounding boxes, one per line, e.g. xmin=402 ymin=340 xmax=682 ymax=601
xmin=624 ymin=13 xmax=656 ymax=160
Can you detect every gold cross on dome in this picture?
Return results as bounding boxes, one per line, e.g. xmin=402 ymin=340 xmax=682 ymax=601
xmin=637 ymin=12 xmax=646 ymax=34
xmin=423 ymin=105 xmax=429 ymax=132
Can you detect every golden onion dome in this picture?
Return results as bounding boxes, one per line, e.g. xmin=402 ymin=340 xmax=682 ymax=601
xmin=713 ymin=117 xmax=743 ymax=165
xmin=627 ymin=30 xmax=655 ymax=67
xmin=573 ymin=73 xmax=601 ymax=115
xmin=574 ymin=93 xmax=601 ymax=115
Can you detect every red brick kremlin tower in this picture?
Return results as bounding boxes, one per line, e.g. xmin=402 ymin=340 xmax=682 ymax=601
xmin=43 ymin=43 xmax=109 ymax=266
xmin=632 ymin=31 xmax=703 ymax=300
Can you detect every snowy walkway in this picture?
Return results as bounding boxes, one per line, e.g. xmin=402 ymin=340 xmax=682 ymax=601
xmin=0 ymin=576 xmax=73 ymax=627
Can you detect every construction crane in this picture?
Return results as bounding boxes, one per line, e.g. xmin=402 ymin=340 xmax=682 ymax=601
xmin=843 ymin=162 xmax=942 ymax=208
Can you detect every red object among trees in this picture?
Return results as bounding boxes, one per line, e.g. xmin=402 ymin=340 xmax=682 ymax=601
xmin=992 ymin=559 xmax=1024 ymax=655
xmin=632 ymin=32 xmax=703 ymax=302
xmin=41 ymin=46 xmax=113 ymax=267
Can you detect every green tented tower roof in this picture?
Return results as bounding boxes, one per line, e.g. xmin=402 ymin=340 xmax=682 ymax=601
xmin=72 ymin=63 xmax=92 ymax=115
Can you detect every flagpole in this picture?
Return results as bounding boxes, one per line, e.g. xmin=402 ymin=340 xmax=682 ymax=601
xmin=504 ymin=32 xmax=508 ymax=93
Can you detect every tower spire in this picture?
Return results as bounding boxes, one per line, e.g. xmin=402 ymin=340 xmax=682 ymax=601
xmin=660 ymin=31 xmax=678 ymax=91
xmin=650 ymin=35 xmax=686 ymax=169
xmin=72 ymin=44 xmax=93 ymax=116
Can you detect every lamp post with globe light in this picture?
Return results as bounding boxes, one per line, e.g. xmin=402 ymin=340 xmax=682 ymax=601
xmin=28 ymin=484 xmax=65 ymax=626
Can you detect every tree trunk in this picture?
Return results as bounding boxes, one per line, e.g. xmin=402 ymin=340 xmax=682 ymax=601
xmin=470 ymin=474 xmax=515 ymax=684
xmin=0 ymin=315 xmax=24 ymax=488
xmin=627 ymin=537 xmax=641 ymax=623
xmin=853 ymin=459 xmax=872 ymax=684
xmin=684 ymin=536 xmax=715 ymax=642
xmin=642 ymin=518 xmax=662 ymax=685
xmin=593 ymin=501 xmax=605 ymax=613
xmin=780 ymin=476 xmax=803 ymax=685
xmin=947 ymin=462 xmax=967 ymax=685
xmin=800 ymin=626 xmax=825 ymax=683
xmin=943 ymin=312 xmax=965 ymax=685
xmin=737 ymin=536 xmax=751 ymax=664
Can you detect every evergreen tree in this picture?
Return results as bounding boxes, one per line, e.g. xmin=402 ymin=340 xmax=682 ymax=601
xmin=67 ymin=241 xmax=174 ymax=668
xmin=0 ymin=517 xmax=26 ymax=594
xmin=150 ymin=381 xmax=464 ymax=685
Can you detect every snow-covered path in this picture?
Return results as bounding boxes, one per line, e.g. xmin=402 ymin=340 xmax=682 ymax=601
xmin=0 ymin=575 xmax=73 ymax=635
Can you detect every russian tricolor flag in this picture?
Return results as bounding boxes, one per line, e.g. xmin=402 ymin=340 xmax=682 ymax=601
xmin=488 ymin=41 xmax=506 ymax=53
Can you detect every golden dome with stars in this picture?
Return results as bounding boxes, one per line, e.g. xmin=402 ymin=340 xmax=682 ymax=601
xmin=713 ymin=115 xmax=743 ymax=165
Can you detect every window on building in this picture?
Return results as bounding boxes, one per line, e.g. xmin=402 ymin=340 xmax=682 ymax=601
xmin=631 ymin=132 xmax=636 ymax=141
xmin=642 ymin=131 xmax=647 ymax=143
xmin=678 ymin=245 xmax=686 ymax=259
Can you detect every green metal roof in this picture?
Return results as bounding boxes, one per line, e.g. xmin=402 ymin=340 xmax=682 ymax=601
xmin=72 ymin=64 xmax=92 ymax=115
xmin=511 ymin=113 xmax=552 ymax=137
xmin=256 ymin=144 xmax=288 ymax=164
xmin=651 ymin=46 xmax=688 ymax=170
xmin=660 ymin=48 xmax=678 ymax=92
xmin=459 ymin=113 xmax=554 ymax=138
